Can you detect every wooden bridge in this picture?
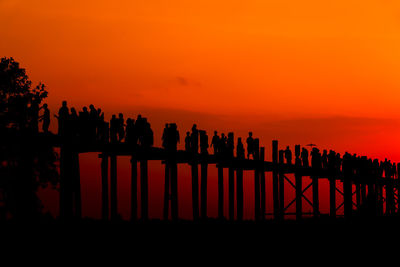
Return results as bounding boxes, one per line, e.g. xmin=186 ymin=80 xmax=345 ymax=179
xmin=44 ymin=133 xmax=399 ymax=222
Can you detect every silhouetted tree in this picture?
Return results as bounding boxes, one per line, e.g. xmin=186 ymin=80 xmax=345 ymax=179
xmin=0 ymin=57 xmax=59 ymax=220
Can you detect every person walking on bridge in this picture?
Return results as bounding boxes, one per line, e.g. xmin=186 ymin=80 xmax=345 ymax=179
xmin=246 ymin=132 xmax=254 ymax=159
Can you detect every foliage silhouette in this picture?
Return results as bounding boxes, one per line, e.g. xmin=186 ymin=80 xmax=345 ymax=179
xmin=0 ymin=57 xmax=59 ymax=220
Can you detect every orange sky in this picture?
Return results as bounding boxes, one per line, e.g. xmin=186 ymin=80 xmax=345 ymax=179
xmin=3 ymin=0 xmax=400 ymax=219
xmin=2 ymin=0 xmax=400 ymax=157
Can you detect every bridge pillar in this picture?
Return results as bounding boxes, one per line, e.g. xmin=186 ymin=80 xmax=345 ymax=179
xmin=361 ymin=184 xmax=367 ymax=206
xmin=295 ymin=172 xmax=302 ymax=221
xmin=329 ymin=176 xmax=336 ymax=218
xmin=110 ymin=154 xmax=118 ymax=220
xmin=356 ymin=183 xmax=361 ymax=210
xmin=59 ymin=146 xmax=74 ymax=220
xmin=218 ymin=166 xmax=224 ymax=219
xmin=272 ymin=140 xmax=280 ymax=220
xmin=343 ymin=177 xmax=353 ymax=219
xmin=260 ymin=147 xmax=266 ymax=221
xmin=228 ymin=167 xmax=235 ymax=221
xmin=140 ymin=160 xmax=149 ymax=220
xmin=278 ymin=149 xmax=285 ymax=220
xmin=190 ymin=162 xmax=199 ymax=220
xmin=170 ymin=160 xmax=178 ymax=221
xmin=200 ymin=161 xmax=208 ymax=219
xmin=131 ymin=157 xmax=137 ymax=221
xmin=236 ymin=167 xmax=244 ymax=221
xmin=312 ymin=176 xmax=319 ymax=218
xmin=72 ymin=151 xmax=81 ymax=219
xmin=386 ymin=181 xmax=394 ymax=215
xmin=254 ymin=139 xmax=260 ymax=221
xmin=100 ymin=154 xmax=109 ymax=220
xmin=163 ymin=162 xmax=170 ymax=220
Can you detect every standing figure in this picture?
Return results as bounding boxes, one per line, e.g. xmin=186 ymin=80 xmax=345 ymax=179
xmin=210 ymin=131 xmax=220 ymax=155
xmin=301 ymin=148 xmax=309 ymax=167
xmin=185 ymin=131 xmax=191 ymax=152
xmin=227 ymin=132 xmax=234 ymax=158
xmin=162 ymin=123 xmax=169 ymax=149
xmin=117 ymin=113 xmax=125 ymax=142
xmin=199 ymin=130 xmax=209 ymax=155
xmin=284 ymin=146 xmax=292 ymax=165
xmin=246 ymin=132 xmax=254 ymax=159
xmin=110 ymin=114 xmax=118 ymax=143
xmin=125 ymin=118 xmax=136 ymax=145
xmin=40 ymin=103 xmax=50 ymax=133
xmin=55 ymin=101 xmax=69 ymax=136
xmin=190 ymin=124 xmax=199 ymax=154
xmin=236 ymin=138 xmax=245 ymax=159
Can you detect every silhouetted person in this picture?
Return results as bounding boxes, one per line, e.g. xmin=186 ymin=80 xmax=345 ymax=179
xmin=246 ymin=132 xmax=254 ymax=159
xmin=227 ymin=132 xmax=234 ymax=158
xmin=191 ymin=124 xmax=199 ymax=154
xmin=96 ymin=108 xmax=105 ymax=141
xmin=79 ymin=106 xmax=90 ymax=142
xmin=125 ymin=118 xmax=136 ymax=145
xmin=88 ymin=104 xmax=98 ymax=141
xmin=284 ymin=146 xmax=292 ymax=165
xmin=40 ymin=103 xmax=50 ymax=133
xmin=55 ymin=101 xmax=69 ymax=136
xmin=236 ymin=137 xmax=245 ymax=159
xmin=167 ymin=123 xmax=179 ymax=152
xmin=142 ymin=120 xmax=154 ymax=148
xmin=162 ymin=123 xmax=169 ymax=149
xmin=301 ymin=148 xmax=309 ymax=167
xmin=210 ymin=131 xmax=220 ymax=155
xmin=117 ymin=113 xmax=125 ymax=142
xmin=135 ymin=114 xmax=145 ymax=145
xmin=69 ymin=107 xmax=79 ymax=139
xmin=328 ymin=150 xmax=336 ymax=171
xmin=185 ymin=131 xmax=191 ymax=152
xmin=322 ymin=150 xmax=328 ymax=169
xmin=219 ymin=133 xmax=227 ymax=158
xmin=110 ymin=114 xmax=118 ymax=143
xmin=199 ymin=130 xmax=208 ymax=155
xmin=311 ymin=148 xmax=322 ymax=169
xmin=29 ymin=98 xmax=40 ymax=133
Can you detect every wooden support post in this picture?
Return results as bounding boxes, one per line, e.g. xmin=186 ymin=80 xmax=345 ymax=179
xmin=131 ymin=157 xmax=138 ymax=221
xmin=343 ymin=178 xmax=352 ymax=219
xmin=272 ymin=140 xmax=280 ymax=220
xmin=100 ymin=154 xmax=109 ymax=220
xmin=218 ymin=166 xmax=224 ymax=219
xmin=72 ymin=152 xmax=81 ymax=219
xmin=236 ymin=167 xmax=244 ymax=221
xmin=356 ymin=184 xmax=361 ymax=210
xmin=361 ymin=184 xmax=367 ymax=205
xmin=368 ymin=182 xmax=377 ymax=215
xmin=377 ymin=183 xmax=384 ymax=216
xmin=312 ymin=176 xmax=319 ymax=218
xmin=110 ymin=154 xmax=118 ymax=220
xmin=386 ymin=182 xmax=394 ymax=215
xmin=191 ymin=163 xmax=199 ymax=220
xmin=229 ymin=167 xmax=235 ymax=221
xmin=254 ymin=139 xmax=260 ymax=221
xmin=200 ymin=162 xmax=208 ymax=219
xmin=260 ymin=147 xmax=266 ymax=220
xmin=278 ymin=150 xmax=285 ymax=220
xmin=163 ymin=162 xmax=170 ymax=220
xmin=170 ymin=160 xmax=178 ymax=221
xmin=140 ymin=160 xmax=149 ymax=220
xmin=59 ymin=146 xmax=74 ymax=220
xmin=329 ymin=177 xmax=336 ymax=218
xmin=295 ymin=172 xmax=302 ymax=221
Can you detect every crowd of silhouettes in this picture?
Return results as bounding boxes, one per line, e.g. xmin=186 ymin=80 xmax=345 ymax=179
xmin=52 ymin=101 xmax=153 ymax=147
xmin=49 ymin=101 xmax=400 ymax=180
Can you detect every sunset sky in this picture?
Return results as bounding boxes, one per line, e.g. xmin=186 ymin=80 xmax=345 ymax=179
xmin=2 ymin=0 xmax=400 ymax=219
